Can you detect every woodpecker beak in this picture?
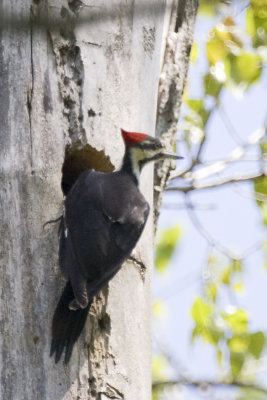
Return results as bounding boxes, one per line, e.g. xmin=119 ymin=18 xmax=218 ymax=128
xmin=150 ymin=151 xmax=183 ymax=162
xmin=159 ymin=152 xmax=183 ymax=160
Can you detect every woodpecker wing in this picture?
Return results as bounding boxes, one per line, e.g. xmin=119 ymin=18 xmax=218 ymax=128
xmin=60 ymin=169 xmax=149 ymax=297
xmin=100 ymin=171 xmax=150 ymax=253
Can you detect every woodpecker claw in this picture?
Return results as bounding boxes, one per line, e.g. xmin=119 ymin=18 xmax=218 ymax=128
xmin=69 ymin=298 xmax=88 ymax=310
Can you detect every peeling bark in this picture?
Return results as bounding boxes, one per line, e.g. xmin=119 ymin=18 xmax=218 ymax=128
xmin=154 ymin=0 xmax=199 ymax=227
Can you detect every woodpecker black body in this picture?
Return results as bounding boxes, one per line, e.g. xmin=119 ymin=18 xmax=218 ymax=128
xmin=50 ymin=129 xmax=181 ymax=363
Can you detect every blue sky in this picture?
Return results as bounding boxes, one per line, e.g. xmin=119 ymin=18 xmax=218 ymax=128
xmin=153 ymin=6 xmax=267 ymax=399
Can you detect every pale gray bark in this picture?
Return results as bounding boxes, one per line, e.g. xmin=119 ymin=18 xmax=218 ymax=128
xmin=154 ymin=0 xmax=198 ymax=225
xmin=0 ymin=1 xmax=197 ymax=399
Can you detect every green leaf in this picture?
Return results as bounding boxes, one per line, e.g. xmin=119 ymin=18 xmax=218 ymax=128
xmin=155 ymin=226 xmax=180 ymax=272
xmin=227 ymin=331 xmax=264 ymax=359
xmin=217 ymin=348 xmax=222 ymax=365
xmin=184 ymin=113 xmax=203 ymax=130
xmin=254 ymin=175 xmax=267 ymax=225
xmin=232 ymin=282 xmax=244 ymax=293
xmin=191 ymin=325 xmax=200 ymax=342
xmin=182 ymin=117 xmax=205 ymax=149
xmin=152 ymin=355 xmax=169 ymax=382
xmin=191 ymin=297 xmax=212 ymax=325
xmin=206 ymin=17 xmax=243 ymax=66
xmin=223 ymin=309 xmax=248 ymax=334
xmin=153 ymin=300 xmax=166 ymax=318
xmin=264 ymin=241 xmax=267 ymax=269
xmin=198 ymin=0 xmax=220 ymax=16
xmin=186 ymin=99 xmax=204 ymax=113
xmin=248 ymin=331 xmax=265 ymax=359
xmin=190 ymin=41 xmax=198 ymax=62
xmin=223 ymin=57 xmax=231 ymax=80
xmin=260 ymin=141 xmax=267 ymax=154
xmin=246 ymin=7 xmax=257 ymax=38
xmin=221 ymin=266 xmax=232 ymax=284
xmin=237 ymin=388 xmax=266 ymax=400
xmin=191 ymin=297 xmax=223 ymax=345
xmin=246 ymin=4 xmax=267 ymax=48
xmin=254 ymin=175 xmax=267 ymax=200
xmin=230 ymin=52 xmax=262 ymax=87
xmin=204 ymin=73 xmax=222 ymax=98
xmin=233 ymin=259 xmax=242 ymax=272
xmin=260 ymin=203 xmax=267 ymax=226
xmin=230 ymin=351 xmax=245 ymax=379
xmin=152 ymin=390 xmax=161 ymax=400
xmin=206 ymin=31 xmax=228 ymax=65
xmin=186 ymin=99 xmax=210 ymax=127
xmin=205 ymin=283 xmax=217 ymax=301
xmin=251 ymin=0 xmax=267 ymax=6
xmin=228 ymin=334 xmax=249 ymax=353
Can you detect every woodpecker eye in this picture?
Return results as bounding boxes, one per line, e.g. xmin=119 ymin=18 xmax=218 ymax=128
xmin=139 ymin=138 xmax=163 ymax=151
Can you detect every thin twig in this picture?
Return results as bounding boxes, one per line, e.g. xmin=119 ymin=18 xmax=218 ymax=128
xmin=218 ymin=105 xmax=245 ymax=146
xmin=156 ymin=269 xmax=201 ymax=300
xmin=153 ymin=334 xmax=189 ymax=381
xmin=197 ymin=155 xmax=265 ymax=165
xmin=184 ymin=195 xmax=265 ymax=260
xmin=185 ymin=195 xmax=240 ymax=259
xmin=232 ymin=183 xmax=267 ymax=202
xmin=166 ymin=172 xmax=264 ymax=193
xmin=170 ymin=123 xmax=266 ymax=182
xmin=242 ymin=238 xmax=266 ymax=260
xmin=162 ymin=202 xmax=217 ymax=210
xmin=152 ymin=378 xmax=267 ymax=395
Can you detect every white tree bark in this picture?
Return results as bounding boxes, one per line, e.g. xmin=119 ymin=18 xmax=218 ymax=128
xmin=154 ymin=0 xmax=198 ymax=224
xmin=0 ymin=1 xmax=197 ymax=399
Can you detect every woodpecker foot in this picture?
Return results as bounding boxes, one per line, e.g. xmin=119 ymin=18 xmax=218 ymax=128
xmin=69 ymin=298 xmax=88 ymax=311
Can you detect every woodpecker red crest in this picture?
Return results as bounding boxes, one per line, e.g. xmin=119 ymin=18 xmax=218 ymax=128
xmin=121 ymin=128 xmax=148 ymax=147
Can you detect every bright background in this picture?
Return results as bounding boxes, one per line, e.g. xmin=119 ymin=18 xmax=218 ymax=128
xmin=153 ymin=2 xmax=267 ymax=399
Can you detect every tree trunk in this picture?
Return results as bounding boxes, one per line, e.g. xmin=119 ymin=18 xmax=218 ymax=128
xmin=154 ymin=0 xmax=198 ymax=225
xmin=0 ymin=1 xmax=197 ymax=399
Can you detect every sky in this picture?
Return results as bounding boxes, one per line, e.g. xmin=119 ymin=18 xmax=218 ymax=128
xmin=153 ymin=5 xmax=267 ymax=400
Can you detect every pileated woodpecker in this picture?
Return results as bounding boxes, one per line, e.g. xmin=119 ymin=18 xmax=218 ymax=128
xmin=50 ymin=128 xmax=181 ymax=363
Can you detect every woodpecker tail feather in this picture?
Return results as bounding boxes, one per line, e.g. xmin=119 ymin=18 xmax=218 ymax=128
xmin=50 ymin=281 xmax=90 ymax=364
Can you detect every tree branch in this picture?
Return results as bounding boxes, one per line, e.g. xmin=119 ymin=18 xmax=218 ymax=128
xmin=170 ymin=124 xmax=266 ymax=182
xmin=183 ymin=194 xmax=265 ymax=261
xmin=218 ymin=105 xmax=246 ymax=146
xmin=166 ymin=172 xmax=265 ymax=193
xmin=185 ymin=195 xmax=241 ymax=259
xmin=153 ymin=0 xmax=199 ymax=228
xmin=232 ymin=183 xmax=267 ymax=202
xmin=152 ymin=378 xmax=267 ymax=395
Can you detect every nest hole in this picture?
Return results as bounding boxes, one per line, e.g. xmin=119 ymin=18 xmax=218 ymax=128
xmin=61 ymin=143 xmax=114 ymax=195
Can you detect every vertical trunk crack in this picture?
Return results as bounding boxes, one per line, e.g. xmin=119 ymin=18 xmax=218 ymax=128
xmin=49 ymin=6 xmax=87 ymax=145
xmin=27 ymin=6 xmax=35 ymax=170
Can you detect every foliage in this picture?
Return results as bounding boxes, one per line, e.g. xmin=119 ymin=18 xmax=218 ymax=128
xmin=183 ymin=0 xmax=267 ymax=383
xmin=254 ymin=173 xmax=267 ymax=225
xmin=182 ymin=8 xmax=266 ymax=147
xmin=184 ymin=0 xmax=267 ymax=384
xmin=155 ymin=226 xmax=181 ymax=273
xmin=191 ymin=253 xmax=265 ymax=380
xmin=237 ymin=388 xmax=267 ymax=400
xmin=153 ymin=1 xmax=267 ymax=399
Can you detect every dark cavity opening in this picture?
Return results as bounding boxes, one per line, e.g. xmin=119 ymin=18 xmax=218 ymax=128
xmin=61 ymin=143 xmax=114 ymax=195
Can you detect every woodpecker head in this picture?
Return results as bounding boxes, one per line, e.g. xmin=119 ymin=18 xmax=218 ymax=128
xmin=121 ymin=128 xmax=182 ymax=182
